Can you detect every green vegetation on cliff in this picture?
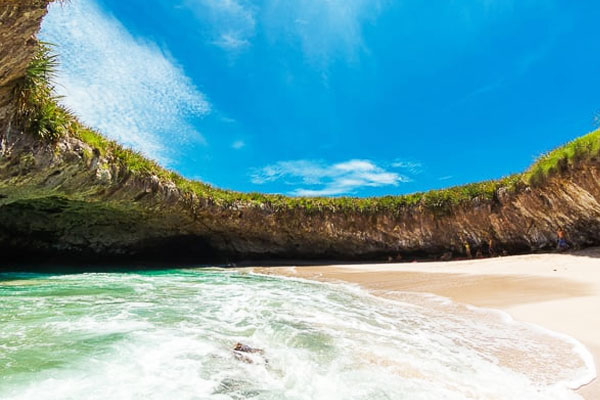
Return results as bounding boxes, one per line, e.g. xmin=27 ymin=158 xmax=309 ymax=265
xmin=15 ymin=43 xmax=600 ymax=215
xmin=14 ymin=43 xmax=71 ymax=141
xmin=525 ymin=129 xmax=600 ymax=186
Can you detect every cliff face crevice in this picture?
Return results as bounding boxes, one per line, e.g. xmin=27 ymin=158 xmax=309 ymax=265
xmin=1 ymin=1 xmax=599 ymax=264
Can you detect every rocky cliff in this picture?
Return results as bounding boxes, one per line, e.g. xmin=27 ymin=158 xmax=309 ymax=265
xmin=1 ymin=1 xmax=600 ymax=264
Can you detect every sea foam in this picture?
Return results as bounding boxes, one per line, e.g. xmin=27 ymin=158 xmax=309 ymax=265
xmin=0 ymin=269 xmax=594 ymax=399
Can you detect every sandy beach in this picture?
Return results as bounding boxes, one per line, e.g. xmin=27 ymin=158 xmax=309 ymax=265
xmin=256 ymin=248 xmax=600 ymax=399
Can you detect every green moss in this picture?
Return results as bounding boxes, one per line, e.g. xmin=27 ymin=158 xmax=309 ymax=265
xmin=18 ymin=154 xmax=36 ymax=173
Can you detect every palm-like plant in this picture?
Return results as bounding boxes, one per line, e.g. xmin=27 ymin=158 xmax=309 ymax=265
xmin=14 ymin=42 xmax=71 ymax=140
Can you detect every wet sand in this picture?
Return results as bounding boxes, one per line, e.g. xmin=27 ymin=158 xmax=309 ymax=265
xmin=255 ymin=248 xmax=600 ymax=399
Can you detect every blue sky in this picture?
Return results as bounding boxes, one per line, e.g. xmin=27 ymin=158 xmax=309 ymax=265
xmin=41 ymin=0 xmax=600 ymax=197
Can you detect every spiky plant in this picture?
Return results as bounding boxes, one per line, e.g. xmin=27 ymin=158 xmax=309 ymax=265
xmin=14 ymin=42 xmax=71 ymax=141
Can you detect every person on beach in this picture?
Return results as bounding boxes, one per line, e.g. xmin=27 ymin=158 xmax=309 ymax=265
xmin=488 ymin=238 xmax=496 ymax=257
xmin=556 ymin=229 xmax=569 ymax=252
xmin=464 ymin=242 xmax=472 ymax=258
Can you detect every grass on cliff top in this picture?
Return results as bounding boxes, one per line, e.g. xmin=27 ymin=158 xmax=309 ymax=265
xmin=75 ymin=127 xmax=164 ymax=175
xmin=524 ymin=128 xmax=600 ymax=186
xmin=72 ymin=120 xmax=524 ymax=213
xmin=16 ymin=43 xmax=598 ymax=213
xmin=74 ymin=124 xmax=527 ymax=213
xmin=72 ymin=122 xmax=598 ymax=214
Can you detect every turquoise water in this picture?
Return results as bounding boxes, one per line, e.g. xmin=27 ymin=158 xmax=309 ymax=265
xmin=0 ymin=269 xmax=594 ymax=399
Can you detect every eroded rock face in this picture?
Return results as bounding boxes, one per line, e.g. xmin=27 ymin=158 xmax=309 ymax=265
xmin=0 ymin=1 xmax=48 ymax=137
xmin=1 ymin=1 xmax=599 ymax=264
xmin=2 ymin=117 xmax=599 ymax=263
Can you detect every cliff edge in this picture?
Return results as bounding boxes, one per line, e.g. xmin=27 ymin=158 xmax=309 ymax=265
xmin=1 ymin=1 xmax=600 ymax=264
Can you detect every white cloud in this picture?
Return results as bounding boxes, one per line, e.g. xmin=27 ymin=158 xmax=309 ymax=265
xmin=41 ymin=0 xmax=210 ymax=164
xmin=186 ymin=0 xmax=256 ymax=52
xmin=251 ymin=159 xmax=410 ymax=197
xmin=262 ymin=0 xmax=387 ymax=66
xmin=231 ymin=140 xmax=245 ymax=149
xmin=391 ymin=161 xmax=423 ymax=174
xmin=185 ymin=0 xmax=386 ymax=64
xmin=212 ymin=33 xmax=250 ymax=50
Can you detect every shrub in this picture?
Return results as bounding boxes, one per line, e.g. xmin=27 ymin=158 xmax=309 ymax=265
xmin=14 ymin=43 xmax=71 ymax=141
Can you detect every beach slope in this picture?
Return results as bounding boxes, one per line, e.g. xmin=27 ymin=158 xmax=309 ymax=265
xmin=259 ymin=248 xmax=600 ymax=399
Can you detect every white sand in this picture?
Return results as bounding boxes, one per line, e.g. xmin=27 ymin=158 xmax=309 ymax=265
xmin=257 ymin=248 xmax=600 ymax=399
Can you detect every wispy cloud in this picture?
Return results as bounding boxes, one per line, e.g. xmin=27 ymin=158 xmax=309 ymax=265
xmin=41 ymin=0 xmax=210 ymax=164
xmin=186 ymin=0 xmax=256 ymax=52
xmin=231 ymin=140 xmax=245 ymax=150
xmin=185 ymin=0 xmax=386 ymax=64
xmin=391 ymin=161 xmax=423 ymax=174
xmin=454 ymin=35 xmax=554 ymax=106
xmin=212 ymin=33 xmax=250 ymax=50
xmin=251 ymin=159 xmax=410 ymax=196
xmin=262 ymin=0 xmax=387 ymax=66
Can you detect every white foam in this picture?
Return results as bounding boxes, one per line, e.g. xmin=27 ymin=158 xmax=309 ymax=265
xmin=0 ymin=269 xmax=594 ymax=400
